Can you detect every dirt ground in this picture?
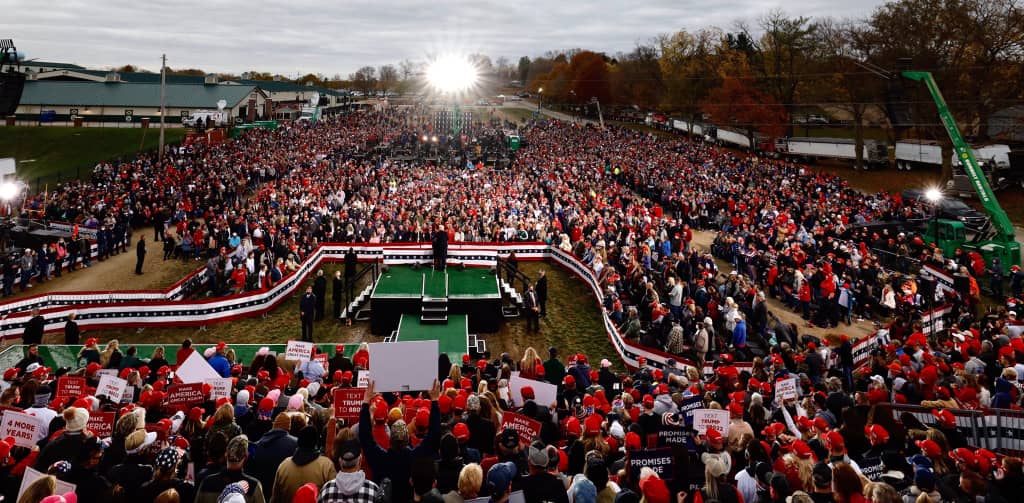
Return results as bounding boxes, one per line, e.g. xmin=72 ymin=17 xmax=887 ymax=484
xmin=689 ymin=231 xmax=876 ymax=341
xmin=5 ymin=236 xmax=201 ymax=300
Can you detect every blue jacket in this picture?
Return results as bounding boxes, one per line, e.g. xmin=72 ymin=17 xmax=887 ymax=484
xmin=208 ymin=354 xmax=231 ymax=377
xmin=732 ymin=320 xmax=747 ymax=347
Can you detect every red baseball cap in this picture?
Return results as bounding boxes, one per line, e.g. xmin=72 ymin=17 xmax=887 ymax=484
xmin=932 ymin=409 xmax=956 ymax=427
xmin=706 ymin=428 xmax=724 ymax=445
xmin=949 ymin=447 xmax=977 ymax=467
xmin=564 ymin=375 xmax=575 ymax=386
xmin=727 ymin=401 xmax=743 ymax=417
xmin=564 ymin=417 xmax=581 ymax=437
xmin=625 ymin=431 xmax=642 ymax=451
xmin=453 ymin=422 xmax=470 ymax=441
xmin=825 ymin=431 xmax=845 ymax=450
xmin=917 ymin=439 xmax=942 ymax=458
xmin=865 ymin=424 xmax=889 ymax=443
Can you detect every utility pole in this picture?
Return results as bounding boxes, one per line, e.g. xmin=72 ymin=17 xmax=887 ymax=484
xmin=158 ymin=53 xmax=166 ymax=164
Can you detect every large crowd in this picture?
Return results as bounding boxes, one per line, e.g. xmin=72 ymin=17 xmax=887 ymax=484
xmin=1 ymin=109 xmax=1024 ymax=502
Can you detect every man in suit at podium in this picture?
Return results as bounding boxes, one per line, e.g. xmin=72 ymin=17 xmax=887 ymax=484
xmin=432 ymin=224 xmax=448 ymax=271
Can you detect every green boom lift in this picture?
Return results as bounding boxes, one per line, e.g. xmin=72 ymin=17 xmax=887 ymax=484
xmin=903 ymin=71 xmax=1020 ymax=270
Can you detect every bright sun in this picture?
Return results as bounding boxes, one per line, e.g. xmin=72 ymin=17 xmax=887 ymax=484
xmin=426 ymin=54 xmax=479 ymax=94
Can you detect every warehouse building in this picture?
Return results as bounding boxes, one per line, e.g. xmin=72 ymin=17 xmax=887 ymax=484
xmin=14 ymin=80 xmax=268 ymax=124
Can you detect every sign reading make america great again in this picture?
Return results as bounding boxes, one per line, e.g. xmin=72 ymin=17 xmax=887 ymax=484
xmin=165 ymin=383 xmax=205 ymax=410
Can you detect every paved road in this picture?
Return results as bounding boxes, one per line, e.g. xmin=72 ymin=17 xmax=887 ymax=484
xmin=501 ymin=101 xmax=600 ymax=125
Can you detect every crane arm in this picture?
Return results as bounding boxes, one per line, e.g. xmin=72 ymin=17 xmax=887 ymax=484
xmin=902 ymin=70 xmax=1016 ymax=243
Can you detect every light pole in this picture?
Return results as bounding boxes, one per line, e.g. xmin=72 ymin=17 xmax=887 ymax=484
xmin=537 ymin=87 xmax=543 ymax=113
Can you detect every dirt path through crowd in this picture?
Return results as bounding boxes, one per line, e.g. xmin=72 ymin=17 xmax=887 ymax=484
xmin=3 ymin=235 xmax=199 ymax=302
xmin=690 ymin=230 xmax=875 ymax=341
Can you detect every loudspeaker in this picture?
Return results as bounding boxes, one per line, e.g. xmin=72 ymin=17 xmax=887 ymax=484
xmin=0 ymin=72 xmax=26 ymax=116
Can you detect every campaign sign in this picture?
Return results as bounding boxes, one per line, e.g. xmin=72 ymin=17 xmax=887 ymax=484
xmin=286 ymin=340 xmax=315 ymax=362
xmin=861 ymin=457 xmax=884 ymax=481
xmin=96 ymin=369 xmax=118 ymax=379
xmin=693 ymin=408 xmax=730 ymax=437
xmin=628 ymin=448 xmax=675 ymax=481
xmin=357 ymin=370 xmax=370 ymax=388
xmin=205 ymin=377 xmax=233 ymax=402
xmin=314 ymin=353 xmax=329 ymax=369
xmin=0 ymin=409 xmax=44 ymax=448
xmin=367 ymin=340 xmax=438 ymax=392
xmin=96 ymin=374 xmax=128 ymax=402
xmin=166 ymin=383 xmax=205 ymax=410
xmin=775 ymin=378 xmax=798 ymax=400
xmin=55 ymin=376 xmax=86 ymax=400
xmin=87 ymin=411 xmax=116 ymax=438
xmin=333 ymin=388 xmax=364 ymax=422
xmin=508 ymin=375 xmax=559 ymax=408
xmin=656 ymin=425 xmax=695 ymax=450
xmin=121 ymin=385 xmax=136 ymax=404
xmin=176 ymin=351 xmax=220 ymax=383
xmin=500 ymin=411 xmax=542 ymax=445
xmin=678 ymin=396 xmax=703 ymax=425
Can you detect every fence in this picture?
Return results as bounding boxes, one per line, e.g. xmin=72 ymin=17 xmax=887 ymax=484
xmin=887 ymin=403 xmax=1024 ymax=456
xmin=0 ymin=241 xmax=894 ymax=372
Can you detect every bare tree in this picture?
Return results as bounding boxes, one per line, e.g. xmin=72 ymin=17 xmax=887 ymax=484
xmin=378 ymin=64 xmax=399 ymax=94
xmin=349 ymin=66 xmax=377 ymax=96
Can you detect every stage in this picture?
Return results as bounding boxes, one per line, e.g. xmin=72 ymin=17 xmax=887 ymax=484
xmin=370 ymin=265 xmax=502 ymax=335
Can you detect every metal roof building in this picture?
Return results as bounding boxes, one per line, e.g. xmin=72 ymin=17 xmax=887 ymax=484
xmin=14 ymin=80 xmax=267 ymax=124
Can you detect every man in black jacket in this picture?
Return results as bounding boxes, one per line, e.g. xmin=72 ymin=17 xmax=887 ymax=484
xmin=135 ymin=235 xmax=146 ymax=275
xmin=332 ymin=270 xmax=344 ymax=320
xmin=313 ymin=269 xmax=327 ymax=321
xmin=300 ymin=286 xmax=316 ymax=342
xmin=536 ymin=269 xmax=548 ymax=317
xmin=23 ymin=308 xmax=44 ymax=345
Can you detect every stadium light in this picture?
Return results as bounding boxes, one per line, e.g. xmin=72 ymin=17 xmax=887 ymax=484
xmin=925 ymin=187 xmax=942 ymax=203
xmin=426 ymin=54 xmax=479 ymax=94
xmin=0 ymin=182 xmax=18 ymax=202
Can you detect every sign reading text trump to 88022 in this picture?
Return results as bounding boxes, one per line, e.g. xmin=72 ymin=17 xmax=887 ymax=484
xmin=692 ymin=408 xmax=730 ymax=437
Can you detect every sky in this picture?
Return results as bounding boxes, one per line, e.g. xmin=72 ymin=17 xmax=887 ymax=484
xmin=2 ymin=0 xmax=890 ymax=78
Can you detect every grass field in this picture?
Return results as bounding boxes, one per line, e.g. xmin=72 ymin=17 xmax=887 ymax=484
xmin=497 ymin=107 xmax=538 ymax=125
xmin=43 ymin=259 xmax=615 ymax=369
xmin=0 ymin=127 xmax=186 ymax=184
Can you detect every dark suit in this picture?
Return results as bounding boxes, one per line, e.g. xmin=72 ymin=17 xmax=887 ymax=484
xmin=23 ymin=315 xmax=44 ymax=345
xmin=332 ymin=275 xmax=344 ymax=319
xmin=536 ymin=275 xmax=548 ymax=317
xmin=524 ymin=289 xmax=540 ymax=332
xmin=64 ymin=319 xmax=80 ymax=345
xmin=135 ymin=238 xmax=146 ymax=274
xmin=313 ymin=275 xmax=327 ymax=320
xmin=300 ymin=293 xmax=316 ymax=341
xmin=344 ymin=250 xmax=358 ymax=299
xmin=433 ymin=231 xmax=448 ymax=271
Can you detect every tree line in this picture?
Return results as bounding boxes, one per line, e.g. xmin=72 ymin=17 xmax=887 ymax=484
xmin=521 ymin=0 xmax=1023 ymax=175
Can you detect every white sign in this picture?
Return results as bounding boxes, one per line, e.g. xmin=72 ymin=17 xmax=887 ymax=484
xmin=693 ymin=408 xmax=730 ymax=437
xmin=775 ymin=378 xmax=798 ymax=400
xmin=96 ymin=374 xmax=128 ymax=402
xmin=19 ymin=467 xmax=76 ymax=501
xmin=0 ymin=410 xmax=45 ymax=448
xmin=205 ymin=377 xmax=233 ymax=402
xmin=508 ymin=375 xmax=559 ymax=408
xmin=286 ymin=340 xmax=315 ymax=362
xmin=176 ymin=350 xmax=221 ymax=383
xmin=367 ymin=341 xmax=438 ymax=392
xmin=357 ymin=370 xmax=370 ymax=388
xmin=96 ymin=368 xmax=118 ymax=379
xmin=121 ymin=385 xmax=136 ymax=404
